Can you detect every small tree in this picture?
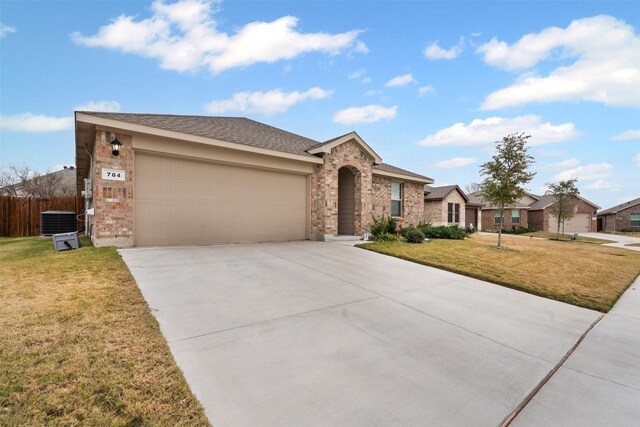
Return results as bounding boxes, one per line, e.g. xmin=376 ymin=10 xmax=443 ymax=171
xmin=479 ymin=133 xmax=536 ymax=248
xmin=464 ymin=182 xmax=481 ymax=194
xmin=0 ymin=165 xmax=75 ymax=198
xmin=545 ymin=178 xmax=580 ymax=240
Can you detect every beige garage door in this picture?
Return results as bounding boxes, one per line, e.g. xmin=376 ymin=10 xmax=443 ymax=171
xmin=548 ymin=213 xmax=591 ymax=233
xmin=134 ymin=153 xmax=308 ymax=246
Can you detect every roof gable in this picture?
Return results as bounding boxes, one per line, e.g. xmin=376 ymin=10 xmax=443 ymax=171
xmin=598 ymin=197 xmax=640 ymax=215
xmin=306 ymin=131 xmax=382 ymax=164
xmin=424 ymin=185 xmax=469 ymax=202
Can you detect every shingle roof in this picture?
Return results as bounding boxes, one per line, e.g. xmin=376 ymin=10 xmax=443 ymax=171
xmin=79 ymin=111 xmax=431 ymax=182
xmin=528 ymin=194 xmax=557 ymax=210
xmin=466 ymin=191 xmax=532 ymax=209
xmin=598 ymin=197 xmax=640 ymax=215
xmin=373 ymin=163 xmax=432 ymax=181
xmin=424 ymin=185 xmax=468 ymax=201
xmin=79 ymin=112 xmax=321 ymax=158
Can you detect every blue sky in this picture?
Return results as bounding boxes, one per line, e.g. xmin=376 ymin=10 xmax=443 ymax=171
xmin=1 ymin=0 xmax=638 ymax=209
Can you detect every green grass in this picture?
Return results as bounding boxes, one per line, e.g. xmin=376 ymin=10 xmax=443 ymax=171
xmin=0 ymin=237 xmax=210 ymax=426
xmin=522 ymin=231 xmax=616 ymax=244
xmin=358 ymin=234 xmax=640 ymax=312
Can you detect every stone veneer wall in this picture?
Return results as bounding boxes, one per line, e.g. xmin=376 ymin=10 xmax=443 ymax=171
xmin=310 ymin=139 xmax=373 ymax=239
xmin=91 ymin=130 xmax=134 ymax=247
xmin=423 ymin=200 xmax=443 ymax=225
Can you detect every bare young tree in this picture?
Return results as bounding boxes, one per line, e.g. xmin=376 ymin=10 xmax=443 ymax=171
xmin=464 ymin=182 xmax=481 ymax=194
xmin=0 ymin=165 xmax=75 ymax=198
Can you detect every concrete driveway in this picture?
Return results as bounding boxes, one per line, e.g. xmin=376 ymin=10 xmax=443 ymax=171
xmin=579 ymin=232 xmax=640 ymax=252
xmin=120 ymin=241 xmax=601 ymax=426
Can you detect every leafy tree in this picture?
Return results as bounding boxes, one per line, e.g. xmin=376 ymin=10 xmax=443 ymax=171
xmin=479 ymin=133 xmax=536 ymax=248
xmin=545 ymin=178 xmax=580 ymax=240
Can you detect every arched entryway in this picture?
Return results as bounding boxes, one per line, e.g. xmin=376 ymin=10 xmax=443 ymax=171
xmin=338 ymin=167 xmax=356 ymax=235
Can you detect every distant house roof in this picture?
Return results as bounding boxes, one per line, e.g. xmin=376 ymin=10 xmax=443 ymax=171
xmin=598 ymin=197 xmax=640 ymax=215
xmin=76 ymin=111 xmax=432 ymax=183
xmin=529 ymin=194 xmax=600 ymax=210
xmin=466 ymin=191 xmax=532 ymax=209
xmin=424 ymin=185 xmax=469 ymax=202
xmin=0 ymin=167 xmax=76 ymax=197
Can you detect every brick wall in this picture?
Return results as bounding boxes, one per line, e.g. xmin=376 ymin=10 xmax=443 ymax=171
xmin=614 ymin=205 xmax=640 ymax=231
xmin=402 ymin=181 xmax=424 ymax=228
xmin=541 ymin=199 xmax=598 ymax=232
xmin=310 ymin=139 xmax=373 ymax=239
xmin=528 ymin=210 xmax=545 ymax=231
xmin=481 ymin=208 xmax=529 ymax=231
xmin=91 ymin=130 xmax=134 ymax=247
xmin=423 ymin=200 xmax=442 ymax=225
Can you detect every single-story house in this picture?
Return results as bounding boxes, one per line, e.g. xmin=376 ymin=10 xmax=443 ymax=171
xmin=424 ymin=185 xmax=472 ymax=228
xmin=467 ymin=191 xmax=599 ymax=233
xmin=527 ymin=194 xmax=599 ymax=233
xmin=597 ymin=197 xmax=640 ymax=232
xmin=75 ymin=112 xmax=432 ymax=247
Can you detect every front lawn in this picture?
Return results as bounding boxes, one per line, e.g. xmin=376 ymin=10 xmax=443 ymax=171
xmin=358 ymin=234 xmax=640 ymax=312
xmin=0 ymin=237 xmax=209 ymax=426
xmin=627 ymin=243 xmax=640 ymax=247
xmin=522 ymin=231 xmax=615 ymax=244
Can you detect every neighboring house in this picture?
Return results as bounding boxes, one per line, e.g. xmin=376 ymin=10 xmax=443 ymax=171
xmin=423 ymin=185 xmax=470 ymax=228
xmin=0 ymin=166 xmax=76 ymax=197
xmin=528 ymin=194 xmax=599 ymax=233
xmin=467 ymin=191 xmax=599 ymax=233
xmin=75 ymin=112 xmax=432 ymax=247
xmin=597 ymin=198 xmax=640 ymax=232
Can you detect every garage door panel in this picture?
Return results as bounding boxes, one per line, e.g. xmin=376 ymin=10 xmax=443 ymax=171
xmin=135 ymin=153 xmax=308 ymax=246
xmin=548 ymin=214 xmax=590 ymax=233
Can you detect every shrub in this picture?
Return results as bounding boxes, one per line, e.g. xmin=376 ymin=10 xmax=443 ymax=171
xmin=403 ymin=227 xmax=426 ymax=243
xmin=375 ymin=232 xmax=403 ymax=242
xmin=419 ymin=225 xmax=466 ymax=240
xmin=369 ymin=215 xmax=397 ymax=237
xmin=502 ymin=226 xmax=537 ymax=235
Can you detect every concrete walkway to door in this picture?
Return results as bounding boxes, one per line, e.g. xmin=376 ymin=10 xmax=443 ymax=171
xmin=120 ymin=241 xmax=602 ymax=426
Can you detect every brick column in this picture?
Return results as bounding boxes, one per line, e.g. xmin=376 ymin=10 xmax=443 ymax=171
xmin=91 ymin=130 xmax=134 ymax=247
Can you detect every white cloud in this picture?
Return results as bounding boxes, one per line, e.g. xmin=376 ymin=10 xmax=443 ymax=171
xmin=539 ymin=158 xmax=581 ymax=171
xmin=554 ymin=162 xmax=613 ymax=181
xmin=424 ymin=38 xmax=463 ymax=60
xmin=348 ymin=69 xmax=365 ymax=79
xmin=0 ymin=113 xmax=73 ymax=132
xmin=418 ymin=85 xmax=435 ymax=96
xmin=385 ymin=73 xmax=416 ymax=87
xmin=364 ymin=89 xmax=381 ymax=96
xmin=635 ymin=153 xmax=640 ymax=167
xmin=432 ymin=157 xmax=476 ymax=169
xmin=333 ymin=105 xmax=397 ymax=125
xmin=585 ymin=179 xmax=623 ymax=191
xmin=478 ymin=15 xmax=640 ymax=109
xmin=204 ymin=87 xmax=332 ymax=115
xmin=0 ymin=23 xmax=16 ymax=39
xmin=71 ymin=0 xmax=366 ymax=74
xmin=417 ymin=115 xmax=578 ymax=147
xmin=75 ymin=100 xmax=121 ymax=112
xmin=611 ymin=129 xmax=640 ymax=141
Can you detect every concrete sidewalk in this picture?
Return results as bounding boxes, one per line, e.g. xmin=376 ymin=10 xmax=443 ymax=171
xmin=120 ymin=241 xmax=602 ymax=426
xmin=512 ymin=278 xmax=640 ymax=426
xmin=579 ymin=232 xmax=640 ymax=252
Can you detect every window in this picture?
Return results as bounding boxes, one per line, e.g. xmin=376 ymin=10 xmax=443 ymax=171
xmin=448 ymin=203 xmax=460 ymax=223
xmin=494 ymin=212 xmax=502 ymax=225
xmin=631 ymin=214 xmax=640 ymax=227
xmin=512 ymin=209 xmax=521 ymax=225
xmin=391 ymin=182 xmax=403 ymax=217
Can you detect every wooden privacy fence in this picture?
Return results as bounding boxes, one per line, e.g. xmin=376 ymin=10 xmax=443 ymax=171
xmin=0 ymin=196 xmax=85 ymax=237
